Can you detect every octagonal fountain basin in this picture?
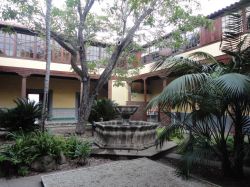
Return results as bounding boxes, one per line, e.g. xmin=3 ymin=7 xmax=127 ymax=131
xmin=94 ymin=121 xmax=158 ymax=150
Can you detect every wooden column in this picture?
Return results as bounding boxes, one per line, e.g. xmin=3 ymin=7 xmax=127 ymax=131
xmin=19 ymin=73 xmax=30 ymax=99
xmin=127 ymin=81 xmax=132 ymax=102
xmin=21 ymin=76 xmax=27 ymax=98
xmin=108 ymin=79 xmax=112 ymax=100
xmin=143 ymin=78 xmax=147 ymax=102
xmin=159 ymin=76 xmax=168 ymax=123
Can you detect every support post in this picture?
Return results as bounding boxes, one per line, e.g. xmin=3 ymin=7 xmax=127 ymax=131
xmin=21 ymin=76 xmax=27 ymax=98
xmin=108 ymin=79 xmax=112 ymax=100
xmin=143 ymin=78 xmax=147 ymax=102
xmin=19 ymin=73 xmax=30 ymax=99
xmin=127 ymin=81 xmax=132 ymax=102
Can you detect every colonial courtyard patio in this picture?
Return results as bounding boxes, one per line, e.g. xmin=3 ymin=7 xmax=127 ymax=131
xmin=1 ymin=0 xmax=250 ymax=186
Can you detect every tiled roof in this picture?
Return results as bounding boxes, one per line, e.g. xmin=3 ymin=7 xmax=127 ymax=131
xmin=207 ymin=0 xmax=249 ymax=19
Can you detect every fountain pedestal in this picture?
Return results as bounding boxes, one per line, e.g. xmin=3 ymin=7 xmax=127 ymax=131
xmin=94 ymin=105 xmax=158 ymax=150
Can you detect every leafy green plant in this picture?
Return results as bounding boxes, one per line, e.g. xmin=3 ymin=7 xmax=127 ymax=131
xmin=0 ymin=132 xmax=92 ymax=176
xmin=0 ymin=132 xmax=36 ymax=176
xmin=0 ymin=131 xmax=66 ymax=176
xmin=74 ymin=142 xmax=92 ymax=165
xmin=0 ymin=98 xmax=42 ymax=132
xmin=89 ymin=99 xmax=118 ymax=122
xmin=64 ymin=136 xmax=92 ymax=164
xmin=28 ymin=131 xmax=65 ymax=158
xmin=64 ymin=136 xmax=83 ymax=158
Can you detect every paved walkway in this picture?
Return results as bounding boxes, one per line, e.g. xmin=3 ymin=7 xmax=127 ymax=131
xmin=42 ymin=158 xmax=216 ymax=187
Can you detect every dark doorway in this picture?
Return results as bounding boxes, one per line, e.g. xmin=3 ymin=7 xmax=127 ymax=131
xmin=27 ymin=89 xmax=53 ymax=119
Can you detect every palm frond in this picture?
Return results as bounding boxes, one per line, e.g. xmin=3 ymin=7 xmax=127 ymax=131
xmin=214 ymin=73 xmax=250 ymax=99
xmin=156 ymin=122 xmax=183 ymax=148
xmin=147 ymin=73 xmax=211 ymax=110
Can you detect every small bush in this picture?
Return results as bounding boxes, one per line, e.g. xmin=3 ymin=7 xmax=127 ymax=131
xmin=0 ymin=132 xmax=36 ymax=176
xmin=0 ymin=98 xmax=41 ymax=132
xmin=64 ymin=136 xmax=92 ymax=163
xmin=28 ymin=131 xmax=65 ymax=159
xmin=89 ymin=99 xmax=118 ymax=122
xmin=74 ymin=142 xmax=91 ymax=165
xmin=64 ymin=136 xmax=82 ymax=158
xmin=0 ymin=132 xmax=92 ymax=177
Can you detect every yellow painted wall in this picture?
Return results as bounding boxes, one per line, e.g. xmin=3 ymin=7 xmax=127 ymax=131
xmin=111 ymin=81 xmax=128 ymax=105
xmin=50 ymin=78 xmax=79 ymax=108
xmin=27 ymin=77 xmax=80 ymax=108
xmin=0 ymin=74 xmax=21 ymax=108
xmin=0 ymin=75 xmax=73 ymax=109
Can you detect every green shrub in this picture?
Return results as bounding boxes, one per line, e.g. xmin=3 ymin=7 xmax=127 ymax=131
xmin=64 ymin=136 xmax=82 ymax=158
xmin=64 ymin=136 xmax=92 ymax=162
xmin=0 ymin=132 xmax=92 ymax=177
xmin=0 ymin=98 xmax=42 ymax=132
xmin=0 ymin=132 xmax=36 ymax=176
xmin=0 ymin=131 xmax=65 ymax=176
xmin=28 ymin=131 xmax=65 ymax=158
xmin=74 ymin=142 xmax=91 ymax=165
xmin=89 ymin=99 xmax=118 ymax=122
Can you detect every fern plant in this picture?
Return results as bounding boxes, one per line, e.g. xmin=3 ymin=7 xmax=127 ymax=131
xmin=0 ymin=98 xmax=42 ymax=132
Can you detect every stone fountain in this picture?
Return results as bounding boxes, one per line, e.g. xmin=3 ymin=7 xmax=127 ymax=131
xmin=94 ymin=105 xmax=158 ymax=150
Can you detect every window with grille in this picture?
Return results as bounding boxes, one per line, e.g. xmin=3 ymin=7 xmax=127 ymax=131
xmin=36 ymin=37 xmax=46 ymax=60
xmin=0 ymin=31 xmax=15 ymax=57
xmin=17 ymin=33 xmax=35 ymax=58
xmin=0 ymin=31 xmax=5 ymax=55
xmin=100 ymin=47 xmax=110 ymax=59
xmin=86 ymin=46 xmax=100 ymax=61
xmin=52 ymin=42 xmax=62 ymax=63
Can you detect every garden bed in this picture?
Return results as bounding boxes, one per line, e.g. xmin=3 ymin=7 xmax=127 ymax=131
xmin=158 ymin=155 xmax=250 ymax=187
xmin=25 ymin=156 xmax=115 ymax=178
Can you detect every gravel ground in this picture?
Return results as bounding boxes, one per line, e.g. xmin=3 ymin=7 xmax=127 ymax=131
xmin=42 ymin=158 xmax=215 ymax=187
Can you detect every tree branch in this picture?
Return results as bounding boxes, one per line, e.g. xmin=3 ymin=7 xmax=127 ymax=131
xmin=50 ymin=31 xmax=83 ymax=77
xmin=93 ymin=0 xmax=157 ymax=96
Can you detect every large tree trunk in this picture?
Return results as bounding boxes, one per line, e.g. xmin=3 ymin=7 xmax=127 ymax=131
xmin=75 ymin=78 xmax=95 ymax=134
xmin=76 ymin=96 xmax=95 ymax=134
xmin=73 ymin=0 xmax=155 ymax=134
xmin=41 ymin=0 xmax=52 ymax=131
